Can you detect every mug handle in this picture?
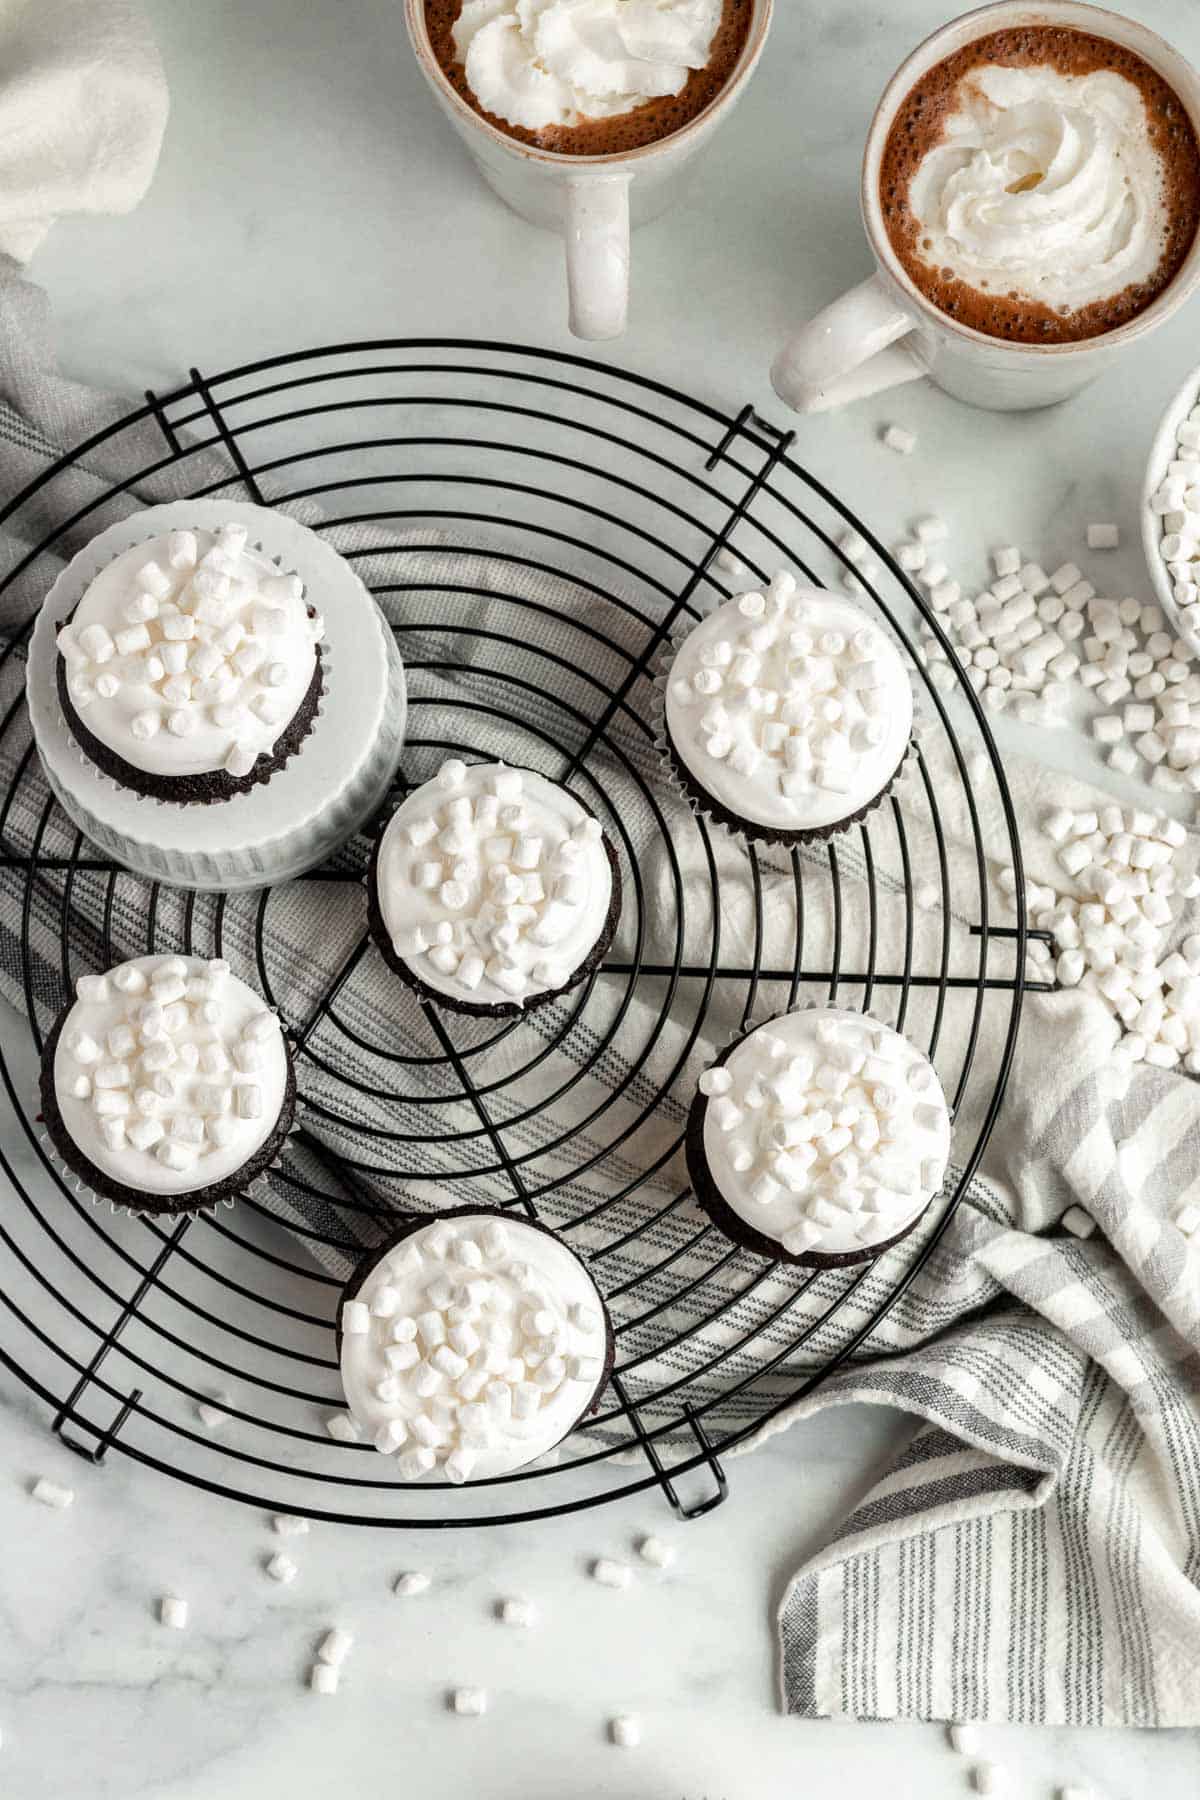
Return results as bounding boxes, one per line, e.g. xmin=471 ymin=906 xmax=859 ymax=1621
xmin=771 ymin=275 xmax=925 ymax=413
xmin=565 ymin=173 xmax=632 ymax=342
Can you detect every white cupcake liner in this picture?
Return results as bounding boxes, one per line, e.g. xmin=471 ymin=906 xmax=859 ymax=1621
xmin=649 ymin=593 xmax=926 ymax=858
xmin=35 ymin=1119 xmax=285 ymax=1220
xmin=27 ymin=501 xmax=407 ymax=891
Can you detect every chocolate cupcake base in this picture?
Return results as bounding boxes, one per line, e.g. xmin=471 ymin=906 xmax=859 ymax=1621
xmin=57 ymin=644 xmax=325 ymax=806
xmin=664 ymin=719 xmax=914 ymax=850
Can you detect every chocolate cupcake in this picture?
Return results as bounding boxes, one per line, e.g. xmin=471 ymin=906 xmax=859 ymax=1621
xmin=337 ymin=1209 xmax=615 ymax=1483
xmin=39 ymin=954 xmax=297 ymax=1217
xmin=686 ymin=1006 xmax=951 ymax=1268
xmin=661 ymin=574 xmax=914 ymax=844
xmin=368 ymin=759 xmax=621 ymax=1017
xmin=54 ymin=521 xmax=324 ymax=803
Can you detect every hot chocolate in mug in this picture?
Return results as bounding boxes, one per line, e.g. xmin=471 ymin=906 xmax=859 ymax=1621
xmin=404 ymin=0 xmax=773 ymax=341
xmin=772 ymin=0 xmax=1200 ymax=414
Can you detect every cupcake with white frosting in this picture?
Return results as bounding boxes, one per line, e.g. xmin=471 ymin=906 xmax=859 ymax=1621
xmin=54 ymin=521 xmax=324 ymax=803
xmin=661 ymin=574 xmax=914 ymax=844
xmin=337 ymin=1209 xmax=614 ymax=1483
xmin=367 ymin=759 xmax=621 ymax=1017
xmin=686 ymin=1007 xmax=951 ymax=1268
xmin=39 ymin=953 xmax=297 ymax=1216
xmin=28 ymin=501 xmax=408 ymax=891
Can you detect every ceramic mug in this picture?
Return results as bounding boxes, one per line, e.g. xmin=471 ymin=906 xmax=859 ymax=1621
xmin=772 ymin=0 xmax=1200 ymax=414
xmin=403 ymin=0 xmax=774 ymax=341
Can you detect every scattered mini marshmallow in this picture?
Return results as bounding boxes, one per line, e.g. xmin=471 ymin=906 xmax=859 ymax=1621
xmin=1086 ymin=523 xmax=1119 ymax=550
xmin=882 ymin=423 xmax=917 ymax=456
xmin=1175 ymin=1202 xmax=1200 ymax=1237
xmin=272 ymin=1514 xmax=310 ymax=1537
xmin=637 ymin=1535 xmax=676 ymax=1569
xmin=159 ymin=1594 xmax=188 ymax=1630
xmin=591 ymin=1557 xmax=632 ymax=1590
xmin=498 ymin=1597 xmax=537 ymax=1629
xmin=266 ymin=1552 xmax=298 ymax=1584
xmin=317 ymin=1627 xmax=354 ymax=1667
xmin=31 ymin=1478 xmax=74 ymax=1510
xmin=1062 ymin=1206 xmax=1097 ymax=1240
xmin=196 ymin=1393 xmax=231 ymax=1430
xmin=714 ymin=547 xmax=745 ymax=577
xmin=394 ymin=1570 xmax=431 ymax=1597
xmin=948 ymin=1723 xmax=980 ymax=1755
xmin=972 ymin=1764 xmax=1004 ymax=1795
xmin=915 ymin=516 xmax=948 ymax=545
xmin=609 ymin=1714 xmax=642 ymax=1749
xmin=450 ymin=1686 xmax=488 ymax=1716
xmin=325 ymin=1412 xmax=361 ymax=1443
xmin=310 ymin=1662 xmax=339 ymax=1695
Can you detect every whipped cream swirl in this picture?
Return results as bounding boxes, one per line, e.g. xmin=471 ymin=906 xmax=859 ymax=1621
xmin=453 ymin=0 xmax=722 ymax=132
xmin=907 ymin=65 xmax=1168 ymax=312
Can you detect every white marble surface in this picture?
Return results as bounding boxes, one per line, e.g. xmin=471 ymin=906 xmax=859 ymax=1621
xmin=4 ymin=0 xmax=1200 ymax=1792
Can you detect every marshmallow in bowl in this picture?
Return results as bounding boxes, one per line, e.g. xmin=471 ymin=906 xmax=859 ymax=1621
xmin=908 ymin=65 xmax=1169 ymax=316
xmin=454 ymin=0 xmax=722 ymax=131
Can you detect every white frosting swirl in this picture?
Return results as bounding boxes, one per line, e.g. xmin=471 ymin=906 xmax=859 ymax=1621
xmin=453 ymin=0 xmax=722 ymax=131
xmin=907 ymin=64 xmax=1169 ymax=312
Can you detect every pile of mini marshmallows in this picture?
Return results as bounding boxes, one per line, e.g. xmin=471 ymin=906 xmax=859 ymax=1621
xmin=1150 ymin=402 xmax=1200 ymax=622
xmin=700 ymin=1015 xmax=944 ymax=1253
xmin=338 ymin=1217 xmax=606 ymax=1484
xmin=61 ymin=958 xmax=280 ymax=1172
xmin=56 ymin=524 xmax=320 ymax=779
xmin=999 ymin=805 xmax=1200 ymax=1072
xmin=670 ymin=572 xmax=897 ymax=800
xmin=845 ymin=518 xmax=1200 ymax=801
xmin=397 ymin=762 xmax=604 ymax=999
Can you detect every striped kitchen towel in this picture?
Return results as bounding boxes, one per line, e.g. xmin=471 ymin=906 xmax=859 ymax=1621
xmin=776 ymin=981 xmax=1200 ymax=1727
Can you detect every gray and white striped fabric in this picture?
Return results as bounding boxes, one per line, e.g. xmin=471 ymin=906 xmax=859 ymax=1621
xmin=3 ymin=268 xmax=1200 ymax=1726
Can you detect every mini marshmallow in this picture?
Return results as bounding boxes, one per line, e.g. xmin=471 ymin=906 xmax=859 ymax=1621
xmin=273 ymin=1514 xmax=310 ymax=1537
xmin=638 ymin=1535 xmax=676 ymax=1568
xmin=609 ymin=1715 xmax=642 ymax=1749
xmin=882 ymin=425 xmax=916 ymax=455
xmin=266 ymin=1552 xmax=298 ymax=1584
xmin=31 ymin=1477 xmax=75 ymax=1509
xmin=591 ymin=1558 xmax=632 ymax=1590
xmin=450 ymin=1687 xmax=488 ymax=1717
xmin=159 ymin=1594 xmax=189 ymax=1629
xmin=394 ymin=1570 xmax=432 ymax=1596
xmin=310 ymin=1663 xmax=339 ymax=1695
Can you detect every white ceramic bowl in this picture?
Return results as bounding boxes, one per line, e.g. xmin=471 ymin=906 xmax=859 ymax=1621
xmin=1142 ymin=358 xmax=1200 ymax=659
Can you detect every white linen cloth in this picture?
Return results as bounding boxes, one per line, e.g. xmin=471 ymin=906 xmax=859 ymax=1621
xmin=0 ymin=0 xmax=167 ymax=263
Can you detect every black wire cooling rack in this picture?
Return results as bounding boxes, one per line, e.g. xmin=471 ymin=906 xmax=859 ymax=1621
xmin=0 ymin=340 xmax=1050 ymax=1527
